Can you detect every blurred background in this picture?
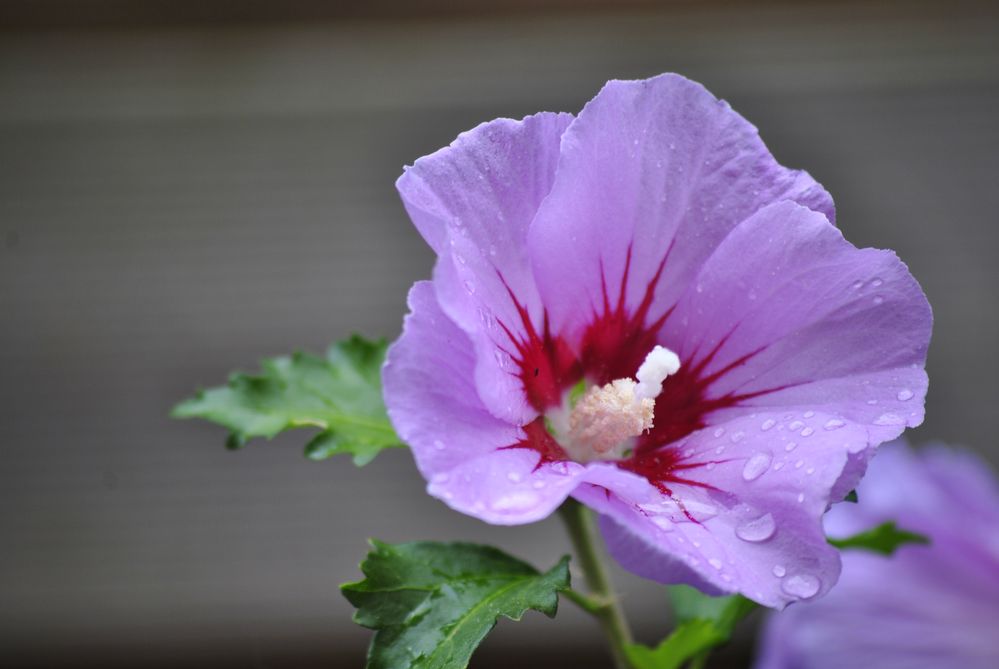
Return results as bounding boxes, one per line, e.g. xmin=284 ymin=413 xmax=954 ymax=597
xmin=1 ymin=0 xmax=997 ymax=666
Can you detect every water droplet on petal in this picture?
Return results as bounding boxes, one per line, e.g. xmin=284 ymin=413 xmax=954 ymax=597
xmin=433 ymin=439 xmax=446 ymax=450
xmin=866 ymin=399 xmax=879 ymax=405
xmin=532 ymin=480 xmax=546 ymax=489
xmin=851 ymin=280 xmax=863 ymax=290
xmin=871 ymin=278 xmax=884 ymax=287
xmin=491 ymin=490 xmax=540 ymax=512
xmin=709 ymin=557 xmax=723 ymax=570
xmin=824 ymin=419 xmax=845 ymax=430
xmin=736 ymin=513 xmax=776 ymax=542
xmin=797 ymin=492 xmax=806 ymax=503
xmin=651 ymin=515 xmax=674 ymax=531
xmin=782 ymin=573 xmax=821 ymax=599
xmin=789 ymin=420 xmax=804 ymax=432
xmin=897 ymin=389 xmax=914 ymax=401
xmin=730 ymin=431 xmax=745 ymax=444
xmin=794 ymin=460 xmax=804 ymax=469
xmin=463 ymin=280 xmax=476 ymax=294
xmin=875 ymin=413 xmax=905 ymax=426
xmin=507 ymin=471 xmax=522 ymax=483
xmin=785 ymin=442 xmax=798 ymax=452
xmin=800 ymin=427 xmax=815 ymax=437
xmin=742 ymin=452 xmax=772 ymax=481
xmin=773 ymin=461 xmax=785 ymax=471
xmin=715 ymin=445 xmax=726 ymax=455
xmin=772 ymin=565 xmax=787 ymax=578
xmin=760 ymin=418 xmax=776 ymax=431
xmin=713 ymin=427 xmax=726 ymax=438
xmin=803 ymin=411 xmax=815 ymax=419
xmin=873 ymin=296 xmax=884 ymax=305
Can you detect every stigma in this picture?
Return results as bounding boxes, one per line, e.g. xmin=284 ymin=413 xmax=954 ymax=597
xmin=561 ymin=345 xmax=680 ymax=462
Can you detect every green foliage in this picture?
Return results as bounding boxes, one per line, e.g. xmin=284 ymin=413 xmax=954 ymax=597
xmin=844 ymin=489 xmax=859 ymax=503
xmin=625 ymin=619 xmax=724 ymax=669
xmin=172 ymin=335 xmax=401 ymax=465
xmin=342 ymin=541 xmax=570 ymax=669
xmin=626 ymin=586 xmax=757 ymax=669
xmin=828 ymin=521 xmax=930 ymax=555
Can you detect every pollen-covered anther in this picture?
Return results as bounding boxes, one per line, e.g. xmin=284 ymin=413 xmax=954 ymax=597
xmin=567 ymin=345 xmax=681 ymax=461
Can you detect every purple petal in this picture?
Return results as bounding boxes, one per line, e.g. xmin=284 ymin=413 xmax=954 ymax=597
xmin=668 ymin=200 xmax=930 ymax=453
xmin=397 ymin=112 xmax=574 ymax=423
xmin=383 ymin=281 xmax=583 ymax=524
xmin=581 ymin=410 xmax=851 ymax=608
xmin=529 ymin=73 xmax=832 ymax=342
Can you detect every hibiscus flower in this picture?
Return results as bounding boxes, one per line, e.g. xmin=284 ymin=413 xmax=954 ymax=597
xmin=383 ymin=74 xmax=931 ymax=607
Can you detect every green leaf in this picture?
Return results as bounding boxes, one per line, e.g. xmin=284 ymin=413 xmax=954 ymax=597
xmin=625 ymin=620 xmax=724 ymax=669
xmin=171 ymin=335 xmax=401 ymax=466
xmin=844 ymin=489 xmax=859 ymax=503
xmin=626 ymin=587 xmax=758 ymax=669
xmin=828 ymin=521 xmax=930 ymax=555
xmin=342 ymin=541 xmax=570 ymax=669
xmin=668 ymin=585 xmax=757 ymax=635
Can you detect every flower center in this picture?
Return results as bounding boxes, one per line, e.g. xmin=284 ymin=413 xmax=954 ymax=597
xmin=551 ymin=345 xmax=681 ymax=462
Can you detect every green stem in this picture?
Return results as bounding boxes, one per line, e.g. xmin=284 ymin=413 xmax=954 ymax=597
xmin=558 ymin=499 xmax=634 ymax=669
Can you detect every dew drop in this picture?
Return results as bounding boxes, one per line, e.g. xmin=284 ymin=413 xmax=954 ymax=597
xmin=803 ymin=411 xmax=815 ymax=419
xmin=897 ymin=389 xmax=914 ymax=401
xmin=851 ymin=280 xmax=863 ymax=290
xmin=491 ymin=490 xmax=540 ymax=512
xmin=532 ymin=480 xmax=546 ymax=489
xmin=506 ymin=471 xmax=522 ymax=483
xmin=801 ymin=427 xmax=815 ymax=437
xmin=651 ymin=516 xmax=674 ymax=531
xmin=785 ymin=442 xmax=798 ymax=452
xmin=797 ymin=492 xmax=806 ymax=503
xmin=709 ymin=557 xmax=723 ymax=570
xmin=773 ymin=461 xmax=785 ymax=471
xmin=873 ymin=296 xmax=884 ymax=305
xmin=463 ymin=280 xmax=476 ymax=294
xmin=730 ymin=431 xmax=746 ymax=444
xmin=823 ymin=419 xmax=845 ymax=431
xmin=806 ymin=467 xmax=815 ymax=475
xmin=866 ymin=399 xmax=879 ymax=405
xmin=715 ymin=445 xmax=726 ymax=455
xmin=794 ymin=460 xmax=804 ymax=469
xmin=761 ymin=418 xmax=776 ymax=431
xmin=772 ymin=565 xmax=786 ymax=578
xmin=788 ymin=420 xmax=804 ymax=432
xmin=736 ymin=513 xmax=776 ymax=542
xmin=705 ymin=462 xmax=716 ymax=471
xmin=433 ymin=439 xmax=446 ymax=451
xmin=871 ymin=278 xmax=884 ymax=287
xmin=781 ymin=573 xmax=821 ymax=599
xmin=874 ymin=413 xmax=905 ymax=426
xmin=713 ymin=427 xmax=726 ymax=438
xmin=742 ymin=452 xmax=772 ymax=481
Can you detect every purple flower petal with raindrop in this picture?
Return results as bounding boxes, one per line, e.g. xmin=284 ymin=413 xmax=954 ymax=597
xmin=756 ymin=442 xmax=999 ymax=666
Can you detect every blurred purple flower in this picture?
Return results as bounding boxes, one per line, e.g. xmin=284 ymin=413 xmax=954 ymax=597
xmin=383 ymin=74 xmax=931 ymax=607
xmin=756 ymin=442 xmax=999 ymax=668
